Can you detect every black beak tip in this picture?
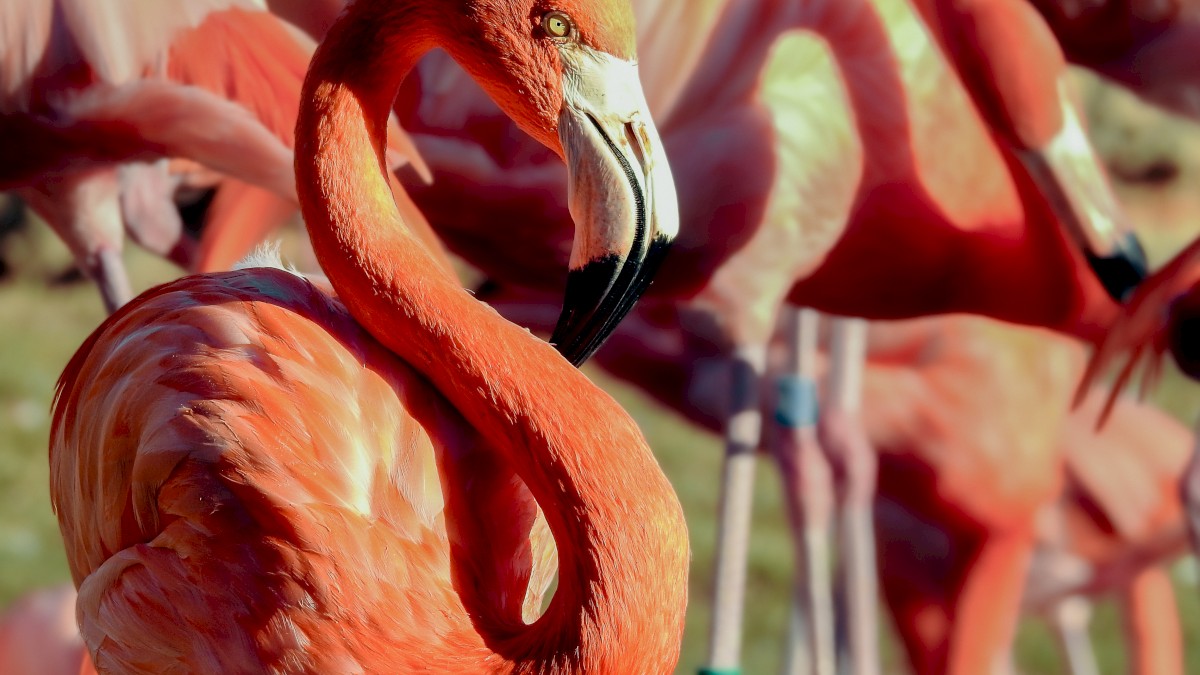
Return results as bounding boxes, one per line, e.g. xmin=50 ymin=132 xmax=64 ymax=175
xmin=1087 ymin=232 xmax=1149 ymax=303
xmin=550 ymin=255 xmax=622 ymax=367
xmin=551 ymin=236 xmax=672 ymax=367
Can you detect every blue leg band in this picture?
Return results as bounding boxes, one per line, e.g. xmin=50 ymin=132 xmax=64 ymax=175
xmin=775 ymin=375 xmax=818 ymax=428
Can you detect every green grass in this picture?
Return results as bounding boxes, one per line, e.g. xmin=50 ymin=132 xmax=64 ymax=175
xmin=1 ymin=220 xmax=1198 ymax=674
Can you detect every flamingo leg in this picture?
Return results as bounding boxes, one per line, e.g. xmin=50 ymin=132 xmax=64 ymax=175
xmin=93 ymin=248 xmax=134 ymax=314
xmin=1120 ymin=566 xmax=1183 ymax=675
xmin=775 ymin=307 xmax=836 ymax=675
xmin=820 ymin=317 xmax=878 ymax=675
xmin=946 ymin=528 xmax=1033 ymax=675
xmin=1049 ymin=596 xmax=1100 ymax=675
xmin=702 ymin=344 xmax=766 ymax=675
xmin=20 ymin=172 xmax=133 ymax=313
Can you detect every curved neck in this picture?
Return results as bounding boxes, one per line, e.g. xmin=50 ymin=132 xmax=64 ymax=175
xmin=294 ymin=3 xmax=686 ymax=671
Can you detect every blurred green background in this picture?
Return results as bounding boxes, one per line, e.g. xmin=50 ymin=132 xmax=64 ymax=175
xmin=3 ymin=71 xmax=1200 ymax=674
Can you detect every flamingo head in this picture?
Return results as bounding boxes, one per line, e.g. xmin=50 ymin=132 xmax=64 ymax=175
xmin=437 ymin=0 xmax=679 ymax=365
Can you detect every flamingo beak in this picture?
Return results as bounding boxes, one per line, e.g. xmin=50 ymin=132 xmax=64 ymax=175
xmin=1085 ymin=232 xmax=1148 ymax=302
xmin=551 ymin=49 xmax=679 ymax=366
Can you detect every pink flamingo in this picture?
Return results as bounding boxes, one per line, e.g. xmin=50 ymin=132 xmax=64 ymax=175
xmin=1 ymin=0 xmax=437 ymax=310
xmin=1 ymin=0 xmax=307 ymax=311
xmin=877 ymin=382 xmax=1190 ymax=675
xmin=0 ymin=586 xmax=88 ymax=675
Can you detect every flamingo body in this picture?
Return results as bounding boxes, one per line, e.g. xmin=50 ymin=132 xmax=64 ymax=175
xmin=53 ymin=269 xmax=567 ymax=672
xmin=50 ymin=0 xmax=689 ymax=670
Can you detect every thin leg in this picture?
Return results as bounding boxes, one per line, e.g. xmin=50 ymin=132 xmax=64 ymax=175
xmin=820 ymin=317 xmax=878 ymax=675
xmin=1120 ymin=566 xmax=1183 ymax=675
xmin=775 ymin=308 xmax=836 ymax=675
xmin=702 ymin=344 xmax=767 ymax=675
xmin=1049 ymin=596 xmax=1099 ymax=675
xmin=20 ymin=172 xmax=132 ymax=313
xmin=947 ymin=529 xmax=1033 ymax=675
xmin=93 ymin=248 xmax=134 ymax=314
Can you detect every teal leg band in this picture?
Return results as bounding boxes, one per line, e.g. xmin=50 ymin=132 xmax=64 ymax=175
xmin=698 ymin=669 xmax=742 ymax=675
xmin=774 ymin=375 xmax=818 ymax=428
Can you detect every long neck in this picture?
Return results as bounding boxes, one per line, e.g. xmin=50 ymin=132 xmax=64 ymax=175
xmin=294 ymin=4 xmax=687 ymax=671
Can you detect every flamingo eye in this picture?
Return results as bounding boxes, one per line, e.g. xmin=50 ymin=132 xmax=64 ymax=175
xmin=541 ymin=11 xmax=574 ymax=39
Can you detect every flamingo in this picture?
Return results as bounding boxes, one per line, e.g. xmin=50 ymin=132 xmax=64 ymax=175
xmin=0 ymin=0 xmax=441 ymax=311
xmin=49 ymin=0 xmax=688 ymax=672
xmin=878 ymin=385 xmax=1191 ymax=675
xmin=911 ymin=0 xmax=1149 ymax=298
xmin=0 ymin=0 xmax=306 ymax=311
xmin=0 ymin=586 xmax=88 ymax=675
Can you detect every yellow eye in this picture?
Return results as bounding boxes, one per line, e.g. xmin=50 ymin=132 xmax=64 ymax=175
xmin=542 ymin=11 xmax=573 ymax=39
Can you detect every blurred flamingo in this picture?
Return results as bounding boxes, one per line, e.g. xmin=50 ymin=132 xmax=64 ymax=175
xmin=0 ymin=0 xmax=307 ymax=311
xmin=1080 ymin=253 xmax=1200 ymax=597
xmin=0 ymin=0 xmax=440 ymax=310
xmin=878 ymin=383 xmax=1190 ymax=675
xmin=50 ymin=0 xmax=688 ymax=671
xmin=0 ymin=586 xmax=89 ymax=675
xmin=912 ymin=0 xmax=1148 ymax=295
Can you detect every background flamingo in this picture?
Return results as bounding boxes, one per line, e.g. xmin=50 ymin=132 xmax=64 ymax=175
xmin=0 ymin=0 xmax=308 ymax=311
xmin=0 ymin=0 xmax=441 ymax=310
xmin=878 ymin=385 xmax=1191 ymax=675
xmin=0 ymin=585 xmax=88 ymax=675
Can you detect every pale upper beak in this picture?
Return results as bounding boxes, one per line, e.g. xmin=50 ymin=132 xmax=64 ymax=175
xmin=551 ymin=48 xmax=679 ymax=366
